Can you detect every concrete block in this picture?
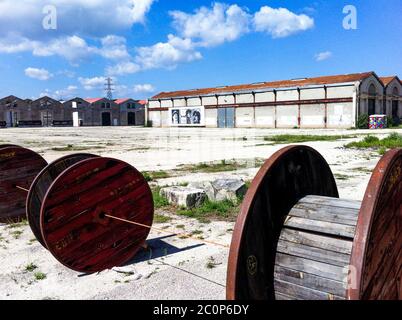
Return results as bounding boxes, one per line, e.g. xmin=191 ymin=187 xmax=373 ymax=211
xmin=160 ymin=187 xmax=206 ymax=208
xmin=189 ymin=179 xmax=247 ymax=202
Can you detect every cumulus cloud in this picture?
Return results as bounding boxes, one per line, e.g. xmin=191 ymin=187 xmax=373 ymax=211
xmin=106 ymin=61 xmax=141 ymax=76
xmin=78 ymin=76 xmax=110 ymax=90
xmin=135 ymin=34 xmax=202 ymax=70
xmin=253 ymin=6 xmax=314 ymax=38
xmin=0 ymin=0 xmax=155 ymax=38
xmin=314 ymin=51 xmax=333 ymax=61
xmin=99 ymin=35 xmax=130 ymax=60
xmin=170 ymin=3 xmax=251 ymax=47
xmin=25 ymin=67 xmax=53 ymax=80
xmin=133 ymin=84 xmax=155 ymax=93
xmin=40 ymin=85 xmax=78 ymax=100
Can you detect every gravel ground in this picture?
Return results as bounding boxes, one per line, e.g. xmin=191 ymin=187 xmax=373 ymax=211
xmin=0 ymin=126 xmax=398 ymax=300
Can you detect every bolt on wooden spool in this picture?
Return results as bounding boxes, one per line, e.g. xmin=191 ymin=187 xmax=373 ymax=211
xmin=0 ymin=145 xmax=154 ymax=273
xmin=227 ymin=145 xmax=401 ymax=300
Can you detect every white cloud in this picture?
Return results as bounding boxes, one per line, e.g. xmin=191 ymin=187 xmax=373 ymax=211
xmin=40 ymin=85 xmax=78 ymax=100
xmin=99 ymin=35 xmax=130 ymax=60
xmin=315 ymin=51 xmax=333 ymax=61
xmin=25 ymin=67 xmax=53 ymax=80
xmin=0 ymin=0 xmax=155 ymax=38
xmin=135 ymin=34 xmax=202 ymax=70
xmin=254 ymin=6 xmax=314 ymax=38
xmin=106 ymin=61 xmax=141 ymax=76
xmin=78 ymin=76 xmax=109 ymax=90
xmin=133 ymin=84 xmax=155 ymax=93
xmin=170 ymin=3 xmax=251 ymax=47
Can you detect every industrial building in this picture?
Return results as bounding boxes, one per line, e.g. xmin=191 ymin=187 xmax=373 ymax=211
xmin=0 ymin=96 xmax=146 ymax=127
xmin=148 ymin=72 xmax=402 ymax=129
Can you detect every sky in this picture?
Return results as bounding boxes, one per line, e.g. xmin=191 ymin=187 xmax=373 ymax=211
xmin=0 ymin=0 xmax=401 ymax=101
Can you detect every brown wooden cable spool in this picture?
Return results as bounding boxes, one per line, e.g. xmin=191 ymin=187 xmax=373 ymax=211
xmin=227 ymin=145 xmax=402 ymax=300
xmin=0 ymin=146 xmax=154 ymax=273
xmin=0 ymin=145 xmax=48 ymax=222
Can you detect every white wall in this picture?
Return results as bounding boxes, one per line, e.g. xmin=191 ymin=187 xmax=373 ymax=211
xmin=218 ymin=95 xmax=235 ymax=105
xmin=187 ymin=97 xmax=202 ymax=106
xmin=277 ymin=105 xmax=298 ymax=128
xmin=327 ymin=103 xmax=354 ymax=128
xmin=205 ymin=108 xmax=217 ymax=127
xmin=161 ymin=99 xmax=173 ymax=108
xmin=300 ymin=104 xmax=325 ymax=128
xmin=255 ymin=91 xmax=275 ymax=103
xmin=148 ymin=110 xmax=161 ymax=127
xmin=148 ymin=100 xmax=160 ymax=108
xmin=202 ymin=96 xmax=217 ymax=105
xmin=327 ymin=85 xmax=355 ymax=98
xmin=255 ymin=106 xmax=275 ymax=128
xmin=276 ymin=89 xmax=299 ymax=102
xmin=236 ymin=93 xmax=254 ymax=104
xmin=173 ymin=99 xmax=186 ymax=107
xmin=300 ymin=88 xmax=325 ymax=100
xmin=236 ymin=107 xmax=254 ymax=127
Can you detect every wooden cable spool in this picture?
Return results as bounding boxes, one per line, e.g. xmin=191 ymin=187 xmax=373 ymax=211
xmin=0 ymin=145 xmax=154 ymax=273
xmin=0 ymin=145 xmax=48 ymax=222
xmin=227 ymin=145 xmax=402 ymax=300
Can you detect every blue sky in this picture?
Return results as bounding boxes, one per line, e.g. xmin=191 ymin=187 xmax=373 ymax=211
xmin=0 ymin=0 xmax=401 ymax=100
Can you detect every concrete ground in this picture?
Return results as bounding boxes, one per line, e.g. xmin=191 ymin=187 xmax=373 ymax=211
xmin=0 ymin=127 xmax=399 ymax=300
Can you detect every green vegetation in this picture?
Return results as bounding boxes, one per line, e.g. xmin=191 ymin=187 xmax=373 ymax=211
xmin=182 ymin=159 xmax=249 ymax=173
xmin=25 ymin=263 xmax=38 ymax=272
xmin=205 ymin=257 xmax=220 ymax=269
xmin=153 ymin=214 xmax=172 ymax=223
xmin=357 ymin=114 xmax=369 ymax=129
xmin=334 ymin=173 xmax=350 ymax=181
xmin=177 ymin=199 xmax=239 ymax=222
xmin=34 ymin=272 xmax=47 ymax=280
xmin=264 ymin=134 xmax=352 ymax=144
xmin=345 ymin=133 xmax=402 ymax=154
xmin=142 ymin=170 xmax=170 ymax=181
xmin=6 ymin=220 xmax=28 ymax=229
xmin=152 ymin=187 xmax=169 ymax=209
xmin=10 ymin=230 xmax=23 ymax=239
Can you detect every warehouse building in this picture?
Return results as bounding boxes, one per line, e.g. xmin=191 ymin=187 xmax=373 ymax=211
xmin=0 ymin=96 xmax=146 ymax=127
xmin=148 ymin=72 xmax=402 ymax=129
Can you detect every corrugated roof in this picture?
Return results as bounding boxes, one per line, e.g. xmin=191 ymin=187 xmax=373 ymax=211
xmin=152 ymin=72 xmax=375 ymax=100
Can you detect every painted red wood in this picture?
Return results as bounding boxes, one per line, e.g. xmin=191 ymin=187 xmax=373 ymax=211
xmin=0 ymin=146 xmax=47 ymax=222
xmin=26 ymin=153 xmax=98 ymax=247
xmin=40 ymin=157 xmax=154 ymax=273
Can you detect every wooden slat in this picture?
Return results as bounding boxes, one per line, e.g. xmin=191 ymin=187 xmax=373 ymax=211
xmin=279 ymin=229 xmax=353 ymax=254
xmin=275 ymin=253 xmax=348 ymax=282
xmin=277 ymin=239 xmax=351 ymax=267
xmin=274 ymin=265 xmax=347 ymax=298
xmin=275 ymin=292 xmax=297 ymax=300
xmin=274 ymin=279 xmax=345 ymax=300
xmin=284 ymin=216 xmax=356 ymax=238
xmin=300 ymin=195 xmax=361 ymax=210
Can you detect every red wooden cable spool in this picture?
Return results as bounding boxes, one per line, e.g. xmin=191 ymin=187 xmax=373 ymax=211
xmin=0 ymin=145 xmax=47 ymax=222
xmin=227 ymin=145 xmax=401 ymax=300
xmin=39 ymin=157 xmax=154 ymax=273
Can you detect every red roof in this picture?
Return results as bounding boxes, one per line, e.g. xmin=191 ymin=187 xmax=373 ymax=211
xmin=152 ymin=72 xmax=375 ymax=99
xmin=84 ymin=98 xmax=104 ymax=104
xmin=114 ymin=98 xmax=131 ymax=104
xmin=380 ymin=76 xmax=400 ymax=87
xmin=138 ymin=100 xmax=147 ymax=105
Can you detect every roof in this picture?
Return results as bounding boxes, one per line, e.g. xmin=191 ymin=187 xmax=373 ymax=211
xmin=138 ymin=100 xmax=147 ymax=105
xmin=32 ymin=96 xmax=61 ymax=104
xmin=84 ymin=98 xmax=107 ymax=104
xmin=152 ymin=72 xmax=375 ymax=100
xmin=114 ymin=98 xmax=132 ymax=104
xmin=380 ymin=76 xmax=401 ymax=87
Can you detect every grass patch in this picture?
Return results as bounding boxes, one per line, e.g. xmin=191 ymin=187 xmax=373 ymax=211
xmin=205 ymin=257 xmax=221 ymax=269
xmin=345 ymin=133 xmax=402 ymax=154
xmin=177 ymin=199 xmax=239 ymax=222
xmin=10 ymin=230 xmax=23 ymax=239
xmin=34 ymin=272 xmax=47 ymax=280
xmin=154 ymin=214 xmax=172 ymax=223
xmin=181 ymin=159 xmax=249 ymax=173
xmin=25 ymin=263 xmax=38 ymax=272
xmin=334 ymin=173 xmax=350 ymax=181
xmin=264 ymin=134 xmax=353 ymax=144
xmin=152 ymin=187 xmax=170 ymax=209
xmin=6 ymin=220 xmax=28 ymax=229
xmin=142 ymin=171 xmax=170 ymax=181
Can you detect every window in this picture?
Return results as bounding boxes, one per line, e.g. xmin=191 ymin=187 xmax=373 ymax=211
xmin=392 ymin=87 xmax=399 ymax=118
xmin=106 ymin=103 xmax=111 ymax=109
xmin=101 ymin=102 xmax=106 ymax=109
xmin=368 ymin=84 xmax=377 ymax=115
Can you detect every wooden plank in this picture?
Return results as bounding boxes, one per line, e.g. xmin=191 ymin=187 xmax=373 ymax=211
xmin=284 ymin=216 xmax=356 ymax=238
xmin=279 ymin=229 xmax=353 ymax=254
xmin=275 ymin=253 xmax=348 ymax=282
xmin=277 ymin=239 xmax=351 ymax=267
xmin=300 ymin=195 xmax=362 ymax=210
xmin=289 ymin=203 xmax=359 ymax=226
xmin=274 ymin=265 xmax=347 ymax=297
xmin=274 ymin=279 xmax=345 ymax=300
xmin=275 ymin=292 xmax=298 ymax=300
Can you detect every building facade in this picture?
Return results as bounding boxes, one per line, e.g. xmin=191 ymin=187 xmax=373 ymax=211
xmin=0 ymin=96 xmax=146 ymax=127
xmin=148 ymin=72 xmax=402 ymax=129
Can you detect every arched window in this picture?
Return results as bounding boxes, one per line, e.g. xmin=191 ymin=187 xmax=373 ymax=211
xmin=101 ymin=102 xmax=106 ymax=109
xmin=106 ymin=103 xmax=111 ymax=109
xmin=368 ymin=84 xmax=377 ymax=115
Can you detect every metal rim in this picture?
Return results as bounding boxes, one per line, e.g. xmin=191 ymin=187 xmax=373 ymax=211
xmin=348 ymin=148 xmax=402 ymax=300
xmin=40 ymin=157 xmax=154 ymax=273
xmin=226 ymin=145 xmax=339 ymax=300
xmin=26 ymin=153 xmax=99 ymax=247
xmin=0 ymin=146 xmax=47 ymax=223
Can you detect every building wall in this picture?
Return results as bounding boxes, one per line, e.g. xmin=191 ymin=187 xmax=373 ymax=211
xmin=384 ymin=79 xmax=402 ymax=119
